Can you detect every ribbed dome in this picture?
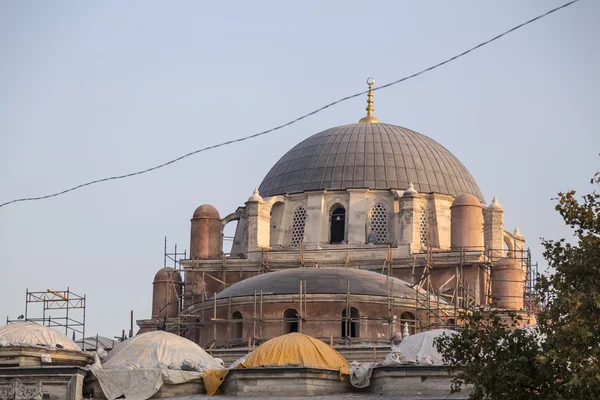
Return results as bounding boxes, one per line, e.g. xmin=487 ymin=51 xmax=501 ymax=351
xmin=258 ymin=123 xmax=484 ymax=202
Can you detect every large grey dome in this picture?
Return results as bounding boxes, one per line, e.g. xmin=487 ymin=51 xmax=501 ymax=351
xmin=258 ymin=123 xmax=484 ymax=202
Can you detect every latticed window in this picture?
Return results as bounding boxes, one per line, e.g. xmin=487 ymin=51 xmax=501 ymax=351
xmin=369 ymin=204 xmax=388 ymax=243
xmin=291 ymin=207 xmax=307 ymax=247
xmin=419 ymin=207 xmax=428 ymax=247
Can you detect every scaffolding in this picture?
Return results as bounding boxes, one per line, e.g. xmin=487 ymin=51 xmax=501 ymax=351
xmin=6 ymin=288 xmax=86 ymax=344
xmin=158 ymin=238 xmax=537 ymax=350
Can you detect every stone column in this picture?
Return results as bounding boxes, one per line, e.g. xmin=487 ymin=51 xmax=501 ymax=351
xmin=484 ymin=197 xmax=504 ymax=260
xmin=245 ymin=189 xmax=265 ymax=259
xmin=303 ymin=191 xmax=326 ymax=249
xmin=432 ymin=195 xmax=452 ymax=250
xmin=399 ymin=183 xmax=421 ymax=252
xmin=347 ymin=189 xmax=368 ymax=246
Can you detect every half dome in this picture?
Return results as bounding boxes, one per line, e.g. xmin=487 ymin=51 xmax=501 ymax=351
xmin=258 ymin=123 xmax=484 ymax=202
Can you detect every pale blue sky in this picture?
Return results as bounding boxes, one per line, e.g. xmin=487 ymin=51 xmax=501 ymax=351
xmin=1 ymin=1 xmax=598 ymax=338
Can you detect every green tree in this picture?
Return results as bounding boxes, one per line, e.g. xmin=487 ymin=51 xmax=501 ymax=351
xmin=436 ymin=172 xmax=600 ymax=399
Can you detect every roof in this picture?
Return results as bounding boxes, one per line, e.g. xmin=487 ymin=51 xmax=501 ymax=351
xmin=216 ymin=267 xmax=445 ymax=302
xmin=395 ymin=329 xmax=458 ymax=365
xmin=452 ymin=193 xmax=482 ymax=207
xmin=258 ymin=123 xmax=484 ymax=202
xmin=0 ymin=322 xmax=81 ymax=351
xmin=75 ymin=335 xmax=116 ymax=351
xmin=103 ymin=331 xmax=222 ymax=370
xmin=241 ymin=332 xmax=350 ymax=378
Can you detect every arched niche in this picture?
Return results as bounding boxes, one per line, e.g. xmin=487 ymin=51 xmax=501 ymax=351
xmin=330 ymin=204 xmax=346 ymax=244
xmin=283 ymin=308 xmax=299 ymax=333
xmin=231 ymin=311 xmax=243 ymax=340
xmin=400 ymin=311 xmax=416 ymax=335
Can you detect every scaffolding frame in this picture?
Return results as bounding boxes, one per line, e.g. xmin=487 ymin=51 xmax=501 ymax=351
xmin=6 ymin=288 xmax=86 ymax=345
xmin=160 ymin=239 xmax=536 ymax=350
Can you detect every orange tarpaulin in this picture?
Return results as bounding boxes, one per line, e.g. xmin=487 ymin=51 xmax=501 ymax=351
xmin=204 ymin=369 xmax=229 ymax=396
xmin=240 ymin=332 xmax=350 ymax=380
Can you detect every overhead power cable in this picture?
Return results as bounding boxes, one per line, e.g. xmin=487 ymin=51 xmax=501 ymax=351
xmin=0 ymin=0 xmax=580 ymax=209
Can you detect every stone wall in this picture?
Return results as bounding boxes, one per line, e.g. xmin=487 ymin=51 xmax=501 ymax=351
xmin=220 ymin=368 xmax=354 ymax=397
xmin=193 ymin=294 xmax=453 ymax=347
xmin=0 ymin=367 xmax=85 ymax=400
xmin=369 ymin=366 xmax=471 ymax=398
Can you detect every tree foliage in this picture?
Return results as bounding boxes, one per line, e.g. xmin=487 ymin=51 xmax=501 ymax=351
xmin=436 ymin=171 xmax=600 ymax=399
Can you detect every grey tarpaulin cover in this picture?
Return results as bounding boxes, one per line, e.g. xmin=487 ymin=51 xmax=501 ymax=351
xmin=394 ymin=329 xmax=457 ymax=365
xmin=90 ymin=331 xmax=223 ymax=400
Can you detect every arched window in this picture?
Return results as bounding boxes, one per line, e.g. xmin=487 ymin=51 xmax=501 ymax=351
xmin=290 ymin=207 xmax=306 ymax=247
xmin=330 ymin=206 xmax=346 ymax=244
xmin=400 ymin=312 xmax=416 ymax=335
xmin=419 ymin=207 xmax=428 ymax=248
xmin=341 ymin=307 xmax=359 ymax=338
xmin=283 ymin=309 xmax=299 ymax=333
xmin=369 ymin=203 xmax=388 ymax=243
xmin=232 ymin=311 xmax=243 ymax=339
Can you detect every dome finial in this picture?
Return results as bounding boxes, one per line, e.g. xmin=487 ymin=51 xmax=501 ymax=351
xmin=358 ymin=77 xmax=381 ymax=124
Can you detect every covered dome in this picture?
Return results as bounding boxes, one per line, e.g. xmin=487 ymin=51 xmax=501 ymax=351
xmin=258 ymin=123 xmax=484 ymax=202
xmin=92 ymin=331 xmax=223 ymax=400
xmin=216 ymin=267 xmax=446 ymax=302
xmin=394 ymin=329 xmax=457 ymax=365
xmin=0 ymin=322 xmax=81 ymax=351
xmin=240 ymin=332 xmax=350 ymax=378
xmin=104 ymin=331 xmax=222 ymax=369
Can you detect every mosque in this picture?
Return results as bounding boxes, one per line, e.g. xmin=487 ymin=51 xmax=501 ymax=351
xmin=137 ymin=79 xmax=531 ymax=353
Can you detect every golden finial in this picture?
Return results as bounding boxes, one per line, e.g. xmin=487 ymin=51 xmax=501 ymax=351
xmin=358 ymin=77 xmax=380 ymax=123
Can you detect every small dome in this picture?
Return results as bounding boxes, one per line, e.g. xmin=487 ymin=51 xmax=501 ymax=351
xmin=241 ymin=332 xmax=350 ymax=377
xmin=451 ymin=193 xmax=482 ymax=208
xmin=154 ymin=267 xmax=182 ymax=282
xmin=247 ymin=188 xmax=263 ymax=202
xmin=0 ymin=322 xmax=81 ymax=351
xmin=103 ymin=331 xmax=222 ymax=370
xmin=192 ymin=204 xmax=220 ymax=219
xmin=395 ymin=329 xmax=458 ymax=365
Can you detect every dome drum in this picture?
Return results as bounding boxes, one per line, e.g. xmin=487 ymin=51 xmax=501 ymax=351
xmin=182 ymin=268 xmax=452 ymax=347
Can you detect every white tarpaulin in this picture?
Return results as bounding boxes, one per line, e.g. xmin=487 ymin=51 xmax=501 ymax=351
xmin=0 ymin=322 xmax=81 ymax=351
xmin=394 ymin=329 xmax=457 ymax=365
xmin=90 ymin=331 xmax=223 ymax=400
xmin=349 ymin=348 xmax=412 ymax=388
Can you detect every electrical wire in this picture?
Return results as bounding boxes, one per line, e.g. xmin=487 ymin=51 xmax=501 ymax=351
xmin=0 ymin=0 xmax=580 ymax=209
